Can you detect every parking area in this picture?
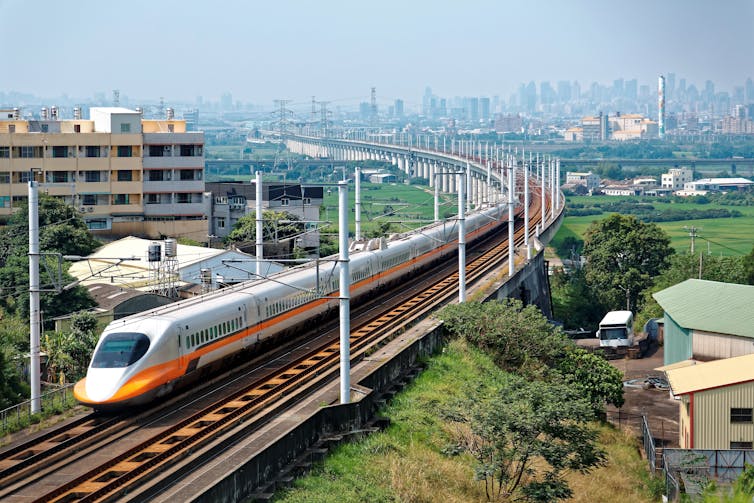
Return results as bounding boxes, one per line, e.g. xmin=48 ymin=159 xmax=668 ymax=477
xmin=606 ymin=343 xmax=679 ymax=447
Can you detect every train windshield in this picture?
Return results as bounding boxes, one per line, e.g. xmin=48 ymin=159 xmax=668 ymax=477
xmin=91 ymin=332 xmax=150 ymax=368
xmin=600 ymin=327 xmax=628 ymax=340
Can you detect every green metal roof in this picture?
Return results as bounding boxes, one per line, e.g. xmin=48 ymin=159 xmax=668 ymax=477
xmin=653 ymin=279 xmax=754 ymax=338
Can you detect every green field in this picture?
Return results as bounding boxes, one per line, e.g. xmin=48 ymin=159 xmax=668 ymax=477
xmin=320 ymin=182 xmax=457 ymax=234
xmin=553 ymin=195 xmax=754 ymax=256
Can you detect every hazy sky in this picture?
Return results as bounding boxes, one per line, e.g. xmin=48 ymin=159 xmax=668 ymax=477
xmin=1 ymin=0 xmax=752 ymax=111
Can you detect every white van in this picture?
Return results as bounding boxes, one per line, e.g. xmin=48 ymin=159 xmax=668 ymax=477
xmin=596 ymin=310 xmax=634 ymax=348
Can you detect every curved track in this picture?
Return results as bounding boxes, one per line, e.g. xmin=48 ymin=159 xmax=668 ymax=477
xmin=1 ymin=181 xmax=549 ymax=503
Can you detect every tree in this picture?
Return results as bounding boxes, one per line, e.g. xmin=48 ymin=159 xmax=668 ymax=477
xmin=556 ymin=346 xmax=624 ymax=412
xmin=453 ymin=375 xmax=604 ymax=502
xmin=0 ymin=196 xmax=98 ymax=321
xmin=744 ymin=245 xmax=754 ymax=286
xmin=440 ymin=299 xmax=566 ymax=376
xmin=582 ymin=214 xmax=673 ymax=313
xmin=225 ymin=210 xmax=304 ymax=245
xmin=44 ymin=311 xmax=100 ymax=382
xmin=550 ymin=268 xmax=604 ymax=331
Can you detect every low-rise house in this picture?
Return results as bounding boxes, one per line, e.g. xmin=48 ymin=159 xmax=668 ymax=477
xmin=665 ymin=354 xmax=754 ymax=449
xmin=654 ymin=279 xmax=754 ymax=366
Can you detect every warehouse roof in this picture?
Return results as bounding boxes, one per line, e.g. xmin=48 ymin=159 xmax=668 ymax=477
xmin=653 ymin=279 xmax=754 ymax=339
xmin=665 ymin=353 xmax=754 ymax=396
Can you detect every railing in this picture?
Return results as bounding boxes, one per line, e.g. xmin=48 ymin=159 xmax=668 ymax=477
xmin=0 ymin=384 xmax=76 ymax=434
xmin=642 ymin=415 xmax=658 ymax=473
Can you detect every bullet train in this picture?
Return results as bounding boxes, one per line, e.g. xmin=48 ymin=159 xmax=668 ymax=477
xmin=74 ymin=203 xmax=514 ymax=409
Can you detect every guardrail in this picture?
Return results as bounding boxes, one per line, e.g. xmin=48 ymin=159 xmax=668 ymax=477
xmin=0 ymin=384 xmax=76 ymax=434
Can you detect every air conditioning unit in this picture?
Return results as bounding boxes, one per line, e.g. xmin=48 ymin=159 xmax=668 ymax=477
xmin=87 ymin=207 xmax=94 ymax=212
xmin=163 ymin=145 xmax=171 ymax=151
xmin=78 ymin=207 xmax=86 ymax=213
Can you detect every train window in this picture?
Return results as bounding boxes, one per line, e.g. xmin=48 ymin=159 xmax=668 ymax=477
xmin=213 ymin=326 xmax=218 ymax=338
xmin=186 ymin=336 xmax=190 ymax=347
xmin=91 ymin=333 xmax=150 ymax=368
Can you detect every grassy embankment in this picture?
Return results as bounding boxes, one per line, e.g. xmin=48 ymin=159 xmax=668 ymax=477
xmin=552 ymin=195 xmax=754 ymax=256
xmin=275 ymin=339 xmax=659 ymax=503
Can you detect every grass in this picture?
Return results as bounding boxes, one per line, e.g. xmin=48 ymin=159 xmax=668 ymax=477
xmin=553 ymin=195 xmax=754 ymax=256
xmin=320 ymin=182 xmax=456 ymax=235
xmin=274 ymin=339 xmax=658 ymax=503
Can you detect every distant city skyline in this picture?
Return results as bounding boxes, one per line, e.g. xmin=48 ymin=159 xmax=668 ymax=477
xmin=1 ymin=0 xmax=752 ymax=109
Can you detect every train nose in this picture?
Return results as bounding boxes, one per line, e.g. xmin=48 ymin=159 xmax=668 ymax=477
xmin=84 ymin=368 xmax=128 ymax=402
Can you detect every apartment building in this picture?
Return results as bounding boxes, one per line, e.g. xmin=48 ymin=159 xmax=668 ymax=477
xmin=205 ymin=181 xmax=323 ymax=250
xmin=661 ymin=167 xmax=694 ymax=191
xmin=0 ymin=107 xmax=206 ymax=241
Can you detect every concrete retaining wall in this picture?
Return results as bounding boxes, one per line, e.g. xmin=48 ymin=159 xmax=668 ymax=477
xmin=194 ymin=323 xmax=445 ymax=502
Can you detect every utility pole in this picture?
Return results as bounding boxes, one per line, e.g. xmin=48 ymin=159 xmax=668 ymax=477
xmin=272 ymin=99 xmax=293 ymax=170
xmin=28 ymin=179 xmax=41 ymax=414
xmin=318 ymin=101 xmax=330 ymax=138
xmin=684 ymin=225 xmax=700 ymax=255
xmin=338 ymin=181 xmax=351 ymax=404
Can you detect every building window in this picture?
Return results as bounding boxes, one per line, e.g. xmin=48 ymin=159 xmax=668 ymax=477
xmin=303 ymin=197 xmax=311 ymax=205
xmin=18 ymin=146 xmax=41 ymax=158
xmin=51 ymin=171 xmax=69 ymax=183
xmin=84 ymin=171 xmax=101 ymax=183
xmin=82 ymin=194 xmax=96 ymax=206
xmin=0 ymin=172 xmax=9 ymax=183
xmin=731 ymin=441 xmax=753 ymax=450
xmin=85 ymin=146 xmax=101 ymax=158
xmin=179 ymin=145 xmax=202 ymax=156
xmin=87 ymin=219 xmax=108 ymax=230
xmin=120 ymin=123 xmax=131 ymax=133
xmin=117 ymin=145 xmax=133 ymax=157
xmin=52 ymin=146 xmax=68 ymax=158
xmin=147 ymin=170 xmax=170 ymax=181
xmin=17 ymin=172 xmax=30 ymax=183
xmin=112 ymin=194 xmax=130 ymax=205
xmin=217 ymin=217 xmax=226 ymax=229
xmin=167 ymin=124 xmax=174 ymax=133
xmin=0 ymin=147 xmax=8 ymax=158
xmin=74 ymin=124 xmax=81 ymax=133
xmin=176 ymin=193 xmax=191 ymax=204
xmin=179 ymin=170 xmax=194 ymax=181
xmin=145 ymin=194 xmax=159 ymax=204
xmin=40 ymin=124 xmax=49 ymax=133
xmin=117 ymin=170 xmax=133 ymax=182
xmin=731 ymin=408 xmax=753 ymax=423
xmin=281 ymin=198 xmax=289 ymax=206
xmin=8 ymin=124 xmax=15 ymax=133
xmin=149 ymin=145 xmax=170 ymax=157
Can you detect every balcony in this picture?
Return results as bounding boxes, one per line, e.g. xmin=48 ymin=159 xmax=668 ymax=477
xmin=142 ymin=156 xmax=204 ymax=169
xmin=144 ymin=202 xmax=206 ymax=216
xmin=143 ymin=180 xmax=204 ymax=192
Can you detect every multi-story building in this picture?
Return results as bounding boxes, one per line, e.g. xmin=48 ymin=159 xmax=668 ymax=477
xmin=661 ymin=167 xmax=694 ymax=191
xmin=0 ymin=107 xmax=206 ymax=240
xmin=608 ymin=113 xmax=658 ymax=140
xmin=565 ymin=171 xmax=600 ymax=190
xmin=205 ymin=181 xmax=324 ymax=250
xmin=580 ymin=113 xmax=609 ymax=141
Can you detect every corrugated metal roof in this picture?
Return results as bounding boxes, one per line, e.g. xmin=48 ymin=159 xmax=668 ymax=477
xmin=653 ymin=279 xmax=754 ymax=338
xmin=665 ymin=353 xmax=754 ymax=396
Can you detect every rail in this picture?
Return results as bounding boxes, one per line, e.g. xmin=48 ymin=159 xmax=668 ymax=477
xmin=36 ymin=188 xmax=541 ymax=502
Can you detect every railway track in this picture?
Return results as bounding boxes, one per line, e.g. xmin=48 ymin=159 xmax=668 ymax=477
xmin=3 ymin=188 xmax=547 ymax=502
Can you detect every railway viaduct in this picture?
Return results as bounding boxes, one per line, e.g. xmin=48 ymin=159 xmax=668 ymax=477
xmin=285 ymin=133 xmax=566 ymax=318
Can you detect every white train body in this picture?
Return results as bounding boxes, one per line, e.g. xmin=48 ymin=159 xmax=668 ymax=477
xmin=75 ymin=204 xmax=508 ymax=408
